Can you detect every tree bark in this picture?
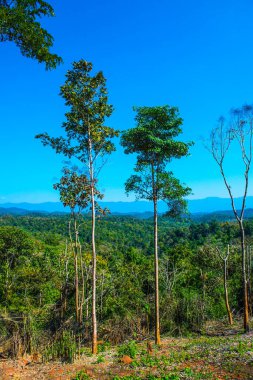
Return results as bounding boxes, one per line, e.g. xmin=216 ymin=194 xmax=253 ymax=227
xmin=91 ymin=183 xmax=97 ymax=353
xmin=239 ymin=221 xmax=249 ymax=332
xmin=89 ymin=135 xmax=98 ymax=354
xmin=153 ymin=196 xmax=161 ymax=344
xmin=152 ymin=164 xmax=161 ymax=345
xmin=247 ymin=246 xmax=252 ymax=317
xmin=74 ymin=220 xmax=79 ymax=323
xmin=79 ymin=247 xmax=85 ymax=325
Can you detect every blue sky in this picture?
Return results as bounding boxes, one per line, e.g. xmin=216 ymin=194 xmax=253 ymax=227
xmin=1 ymin=0 xmax=253 ymax=203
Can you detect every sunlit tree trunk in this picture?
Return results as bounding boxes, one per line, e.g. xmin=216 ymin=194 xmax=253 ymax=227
xmin=89 ymin=134 xmax=98 ymax=354
xmin=152 ymin=164 xmax=161 ymax=345
xmin=247 ymin=246 xmax=252 ymax=317
xmin=79 ymin=248 xmax=85 ymax=325
xmin=74 ymin=219 xmax=80 ymax=323
xmin=91 ymin=184 xmax=97 ymax=353
xmin=239 ymin=221 xmax=249 ymax=332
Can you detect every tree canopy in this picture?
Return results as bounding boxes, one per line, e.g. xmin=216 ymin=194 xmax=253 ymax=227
xmin=0 ymin=0 xmax=62 ymax=69
xmin=121 ymin=106 xmax=193 ymax=216
xmin=36 ymin=59 xmax=117 ymax=161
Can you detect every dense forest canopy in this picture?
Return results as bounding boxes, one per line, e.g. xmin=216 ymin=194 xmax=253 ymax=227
xmin=0 ymin=213 xmax=252 ymax=360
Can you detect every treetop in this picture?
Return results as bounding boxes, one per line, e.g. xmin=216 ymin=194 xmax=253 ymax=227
xmin=121 ymin=105 xmax=193 ymax=164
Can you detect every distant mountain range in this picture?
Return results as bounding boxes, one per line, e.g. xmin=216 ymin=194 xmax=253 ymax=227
xmin=0 ymin=196 xmax=252 ymax=218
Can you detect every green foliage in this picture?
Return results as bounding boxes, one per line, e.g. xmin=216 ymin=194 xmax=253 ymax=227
xmin=147 ymin=376 xmax=180 ymax=380
xmin=98 ymin=341 xmax=111 ymax=352
xmin=94 ymin=354 xmax=105 ymax=363
xmin=117 ymin=340 xmax=138 ymax=358
xmin=36 ymin=59 xmax=118 ymax=162
xmin=72 ymin=371 xmax=91 ymax=380
xmin=112 ymin=376 xmax=180 ymax=380
xmin=43 ymin=330 xmax=77 ymax=363
xmin=0 ymin=214 xmax=251 ymax=357
xmin=0 ymin=226 xmax=44 ymax=311
xmin=121 ymin=105 xmax=192 ymax=215
xmin=54 ymin=167 xmax=91 ymax=212
xmin=122 ymin=106 xmax=186 ymax=157
xmin=0 ymin=0 xmax=62 ymax=69
xmin=112 ymin=376 xmax=141 ymax=380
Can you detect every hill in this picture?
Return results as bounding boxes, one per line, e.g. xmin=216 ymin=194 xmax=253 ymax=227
xmin=0 ymin=196 xmax=253 ymax=215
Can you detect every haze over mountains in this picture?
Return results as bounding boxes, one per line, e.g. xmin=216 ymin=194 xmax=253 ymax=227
xmin=0 ymin=196 xmax=253 ymax=216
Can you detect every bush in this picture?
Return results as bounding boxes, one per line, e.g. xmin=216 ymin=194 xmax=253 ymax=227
xmin=117 ymin=340 xmax=138 ymax=358
xmin=72 ymin=371 xmax=91 ymax=380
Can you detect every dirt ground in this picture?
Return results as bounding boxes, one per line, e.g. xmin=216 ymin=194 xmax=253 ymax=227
xmin=1 ymin=332 xmax=253 ymax=380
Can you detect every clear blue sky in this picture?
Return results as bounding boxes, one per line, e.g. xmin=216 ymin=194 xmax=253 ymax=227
xmin=1 ymin=0 xmax=253 ymax=203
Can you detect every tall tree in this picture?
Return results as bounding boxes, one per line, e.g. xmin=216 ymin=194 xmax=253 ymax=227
xmin=121 ymin=106 xmax=192 ymax=344
xmin=0 ymin=0 xmax=62 ymax=69
xmin=208 ymin=105 xmax=253 ymax=332
xmin=36 ymin=59 xmax=118 ymax=353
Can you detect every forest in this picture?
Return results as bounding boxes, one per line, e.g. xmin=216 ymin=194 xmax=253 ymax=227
xmin=0 ymin=213 xmax=253 ymax=379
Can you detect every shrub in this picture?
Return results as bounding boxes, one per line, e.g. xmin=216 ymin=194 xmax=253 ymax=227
xmin=117 ymin=340 xmax=138 ymax=359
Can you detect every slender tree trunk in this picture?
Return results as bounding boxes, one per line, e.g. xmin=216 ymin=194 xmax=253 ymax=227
xmin=153 ymin=196 xmax=161 ymax=344
xmin=84 ymin=264 xmax=90 ymax=339
xmin=61 ymin=241 xmax=69 ymax=320
xmin=74 ymin=220 xmax=79 ymax=323
xmin=79 ymin=248 xmax=85 ymax=325
xmin=152 ymin=163 xmax=160 ymax=345
xmin=91 ymin=183 xmax=97 ymax=353
xmin=239 ymin=221 xmax=249 ymax=332
xmin=74 ymin=250 xmax=79 ymax=323
xmin=247 ymin=246 xmax=252 ymax=317
xmin=88 ymin=135 xmax=98 ymax=354
xmin=223 ymin=248 xmax=233 ymax=325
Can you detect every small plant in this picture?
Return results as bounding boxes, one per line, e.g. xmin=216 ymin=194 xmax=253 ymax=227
xmin=146 ymin=376 xmax=180 ymax=380
xmin=98 ymin=341 xmax=111 ymax=353
xmin=135 ymin=355 xmax=161 ymax=368
xmin=236 ymin=340 xmax=248 ymax=355
xmin=117 ymin=340 xmax=138 ymax=359
xmin=95 ymin=354 xmax=105 ymax=364
xmin=183 ymin=367 xmax=194 ymax=376
xmin=112 ymin=377 xmax=141 ymax=380
xmin=72 ymin=370 xmax=91 ymax=380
